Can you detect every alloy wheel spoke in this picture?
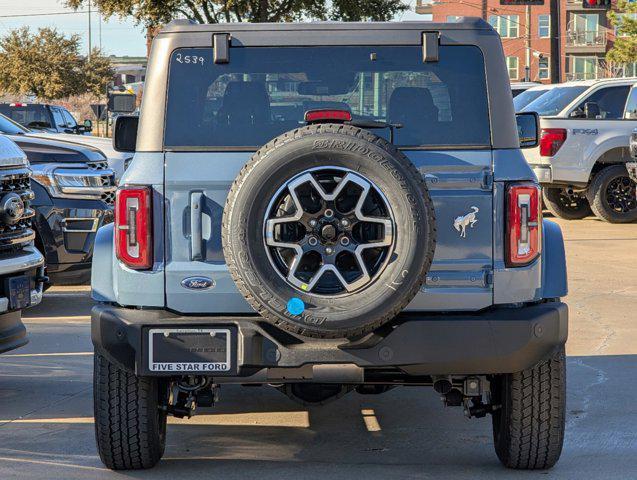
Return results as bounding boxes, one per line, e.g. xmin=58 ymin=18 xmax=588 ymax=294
xmin=265 ymin=168 xmax=395 ymax=295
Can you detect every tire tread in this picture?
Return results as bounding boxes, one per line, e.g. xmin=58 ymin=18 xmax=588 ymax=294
xmin=93 ymin=353 xmax=165 ymax=470
xmin=494 ymin=346 xmax=566 ymax=470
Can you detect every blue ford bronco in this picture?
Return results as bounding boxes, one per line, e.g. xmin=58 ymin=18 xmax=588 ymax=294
xmin=92 ymin=18 xmax=569 ymax=470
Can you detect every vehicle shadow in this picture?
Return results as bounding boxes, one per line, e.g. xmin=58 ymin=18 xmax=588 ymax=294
xmin=0 ymin=352 xmax=635 ymax=479
xmin=25 ymin=291 xmax=94 ymax=320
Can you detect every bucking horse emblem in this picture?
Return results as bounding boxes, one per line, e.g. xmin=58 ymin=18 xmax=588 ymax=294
xmin=453 ymin=206 xmax=479 ymax=238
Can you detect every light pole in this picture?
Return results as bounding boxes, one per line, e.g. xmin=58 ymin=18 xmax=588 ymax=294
xmin=550 ymin=0 xmax=560 ymax=83
xmin=525 ymin=5 xmax=531 ymax=82
xmin=88 ymin=0 xmax=92 ymax=61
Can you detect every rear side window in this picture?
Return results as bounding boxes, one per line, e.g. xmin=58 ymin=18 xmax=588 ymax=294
xmin=573 ymin=85 xmax=631 ymax=120
xmin=52 ymin=108 xmax=66 ymax=128
xmin=164 ymin=45 xmax=490 ymax=149
xmin=62 ymin=109 xmax=77 ymax=128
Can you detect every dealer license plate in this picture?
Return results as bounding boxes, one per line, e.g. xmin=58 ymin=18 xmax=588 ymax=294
xmin=7 ymin=275 xmax=31 ymax=310
xmin=148 ymin=328 xmax=231 ymax=373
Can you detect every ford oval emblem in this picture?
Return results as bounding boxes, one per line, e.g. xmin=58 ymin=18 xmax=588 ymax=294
xmin=181 ymin=276 xmax=215 ymax=290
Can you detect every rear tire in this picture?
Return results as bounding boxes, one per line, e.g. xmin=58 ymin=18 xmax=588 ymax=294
xmin=587 ymin=165 xmax=637 ymax=223
xmin=93 ymin=353 xmax=167 ymax=470
xmin=543 ymin=187 xmax=591 ymax=220
xmin=491 ymin=346 xmax=566 ymax=470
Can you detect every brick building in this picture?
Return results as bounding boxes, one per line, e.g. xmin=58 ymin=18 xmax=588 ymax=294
xmin=416 ymin=0 xmax=637 ymax=83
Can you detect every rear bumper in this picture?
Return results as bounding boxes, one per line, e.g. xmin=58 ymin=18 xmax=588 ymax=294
xmin=529 ymin=163 xmax=588 ymax=188
xmin=0 ymin=246 xmax=45 ymax=314
xmin=531 ymin=165 xmax=552 ymax=184
xmin=92 ymin=301 xmax=568 ymax=379
xmin=0 ymin=311 xmax=27 ymax=354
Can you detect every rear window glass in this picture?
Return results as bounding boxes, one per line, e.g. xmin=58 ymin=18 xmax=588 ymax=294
xmin=164 ymin=46 xmax=490 ymax=149
xmin=0 ymin=105 xmax=51 ymax=129
xmin=513 ymin=88 xmax=549 ymax=111
xmin=0 ymin=114 xmax=29 ymax=135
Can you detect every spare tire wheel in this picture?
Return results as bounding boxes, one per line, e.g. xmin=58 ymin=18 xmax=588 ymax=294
xmin=222 ymin=124 xmax=436 ymax=338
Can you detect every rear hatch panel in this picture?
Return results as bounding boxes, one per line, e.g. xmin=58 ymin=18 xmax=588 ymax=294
xmin=164 ymin=150 xmax=494 ymax=313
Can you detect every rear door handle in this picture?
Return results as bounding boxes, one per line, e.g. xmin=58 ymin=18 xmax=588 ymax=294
xmin=190 ymin=192 xmax=203 ymax=261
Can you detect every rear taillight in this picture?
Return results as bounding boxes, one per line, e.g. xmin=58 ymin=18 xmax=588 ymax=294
xmin=539 ymin=128 xmax=567 ymax=157
xmin=115 ymin=186 xmax=152 ymax=269
xmin=506 ymin=183 xmax=541 ymax=267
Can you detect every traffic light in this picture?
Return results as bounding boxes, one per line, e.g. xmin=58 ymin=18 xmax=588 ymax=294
xmin=582 ymin=0 xmax=611 ymax=8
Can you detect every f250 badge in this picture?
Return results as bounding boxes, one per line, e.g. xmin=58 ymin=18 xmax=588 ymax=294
xmin=181 ymin=276 xmax=215 ymax=290
xmin=573 ymin=128 xmax=598 ymax=135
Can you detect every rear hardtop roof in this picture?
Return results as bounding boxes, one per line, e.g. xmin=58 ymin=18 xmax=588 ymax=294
xmin=159 ymin=17 xmax=493 ymax=35
xmin=138 ymin=17 xmax=519 ymax=151
xmin=561 ymin=78 xmax=637 ymax=88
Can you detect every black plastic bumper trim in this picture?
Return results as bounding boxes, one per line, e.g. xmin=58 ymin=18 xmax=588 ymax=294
xmin=0 ymin=311 xmax=27 ymax=354
xmin=91 ymin=302 xmax=568 ymax=378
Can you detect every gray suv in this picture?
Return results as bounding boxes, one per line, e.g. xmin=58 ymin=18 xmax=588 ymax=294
xmin=92 ymin=18 xmax=568 ymax=471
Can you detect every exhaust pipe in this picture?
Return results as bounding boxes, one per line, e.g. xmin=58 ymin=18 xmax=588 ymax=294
xmin=433 ymin=377 xmax=453 ymax=395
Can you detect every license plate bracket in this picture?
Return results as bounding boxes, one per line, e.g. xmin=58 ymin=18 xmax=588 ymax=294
xmin=6 ymin=275 xmax=31 ymax=310
xmin=148 ymin=328 xmax=233 ymax=374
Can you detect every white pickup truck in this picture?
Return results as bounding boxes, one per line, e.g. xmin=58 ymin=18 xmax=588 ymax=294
xmin=520 ymin=78 xmax=637 ymax=222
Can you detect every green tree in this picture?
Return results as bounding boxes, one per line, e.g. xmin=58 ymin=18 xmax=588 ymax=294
xmin=65 ymin=0 xmax=408 ymax=27
xmin=83 ymin=49 xmax=115 ymax=96
xmin=0 ymin=27 xmax=113 ymax=100
xmin=607 ymin=0 xmax=637 ymax=66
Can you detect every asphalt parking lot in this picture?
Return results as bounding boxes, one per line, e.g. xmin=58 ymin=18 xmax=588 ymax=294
xmin=0 ymin=217 xmax=635 ymax=479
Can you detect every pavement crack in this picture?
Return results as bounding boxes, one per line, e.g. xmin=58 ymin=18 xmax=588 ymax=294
xmin=566 ymin=358 xmax=609 ymax=429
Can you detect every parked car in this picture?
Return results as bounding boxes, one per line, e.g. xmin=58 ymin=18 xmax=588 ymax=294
xmin=26 ymin=132 xmax=131 ymax=181
xmin=520 ymin=78 xmax=637 ymax=222
xmin=0 ymin=105 xmax=127 ymax=179
xmin=0 ymin=114 xmax=115 ymax=285
xmin=91 ymin=18 xmax=568 ymax=471
xmin=0 ymin=135 xmax=45 ymax=353
xmin=510 ymin=81 xmax=541 ymax=97
xmin=513 ymin=83 xmax=555 ymax=111
xmin=0 ymin=103 xmax=91 ymax=135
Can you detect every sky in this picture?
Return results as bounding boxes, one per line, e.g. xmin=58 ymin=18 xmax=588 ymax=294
xmin=0 ymin=0 xmax=425 ymax=58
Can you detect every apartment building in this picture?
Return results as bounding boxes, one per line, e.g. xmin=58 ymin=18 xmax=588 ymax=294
xmin=416 ymin=0 xmax=637 ymax=82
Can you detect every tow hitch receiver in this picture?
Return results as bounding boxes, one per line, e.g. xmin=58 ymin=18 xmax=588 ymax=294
xmin=164 ymin=377 xmax=219 ymax=418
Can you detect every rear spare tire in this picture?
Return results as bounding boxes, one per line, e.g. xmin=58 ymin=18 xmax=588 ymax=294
xmin=223 ymin=124 xmax=436 ymax=338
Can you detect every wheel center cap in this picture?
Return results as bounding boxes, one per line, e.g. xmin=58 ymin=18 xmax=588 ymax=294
xmin=321 ymin=224 xmax=337 ymax=241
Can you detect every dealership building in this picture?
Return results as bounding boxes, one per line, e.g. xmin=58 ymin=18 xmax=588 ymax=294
xmin=416 ymin=0 xmax=636 ymax=82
